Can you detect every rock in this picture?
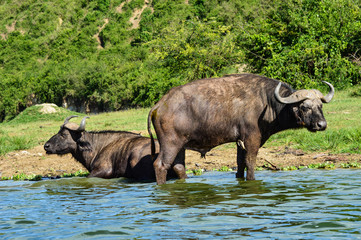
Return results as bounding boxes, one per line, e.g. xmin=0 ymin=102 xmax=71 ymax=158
xmin=35 ymin=103 xmax=58 ymax=114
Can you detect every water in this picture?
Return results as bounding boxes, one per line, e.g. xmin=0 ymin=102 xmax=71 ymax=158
xmin=1 ymin=169 xmax=361 ymax=239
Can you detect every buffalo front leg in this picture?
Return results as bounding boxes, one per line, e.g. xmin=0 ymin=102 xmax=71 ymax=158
xmin=245 ymin=136 xmax=261 ymax=180
xmin=236 ymin=134 xmax=260 ymax=180
xmin=244 ymin=150 xmax=258 ymax=180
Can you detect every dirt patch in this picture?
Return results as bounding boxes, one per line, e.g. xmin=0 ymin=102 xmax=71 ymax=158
xmin=1 ymin=20 xmax=25 ymax=40
xmin=0 ymin=145 xmax=85 ymax=178
xmin=116 ymin=0 xmax=132 ymax=13
xmin=94 ymin=18 xmax=109 ymax=49
xmin=1 ymin=21 xmax=16 ymax=40
xmin=116 ymin=0 xmax=154 ymax=29
xmin=129 ymin=0 xmax=153 ymax=29
xmin=0 ymin=144 xmax=360 ymax=178
xmin=186 ymin=146 xmax=360 ymax=171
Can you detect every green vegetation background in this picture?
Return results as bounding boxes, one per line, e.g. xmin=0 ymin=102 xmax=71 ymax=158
xmin=1 ymin=0 xmax=361 ymax=121
xmin=1 ymin=88 xmax=360 ymax=156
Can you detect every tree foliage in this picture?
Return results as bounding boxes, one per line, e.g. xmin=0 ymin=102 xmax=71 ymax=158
xmin=238 ymin=0 xmax=361 ymax=89
xmin=0 ymin=0 xmax=360 ymax=121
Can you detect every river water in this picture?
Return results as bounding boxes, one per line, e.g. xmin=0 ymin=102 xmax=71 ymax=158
xmin=1 ymin=169 xmax=361 ymax=239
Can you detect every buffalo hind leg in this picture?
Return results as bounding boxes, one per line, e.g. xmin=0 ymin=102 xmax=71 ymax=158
xmin=172 ymin=148 xmax=187 ymax=179
xmin=89 ymin=168 xmax=113 ymax=179
xmin=172 ymin=164 xmax=187 ymax=179
xmin=154 ymin=145 xmax=183 ymax=184
xmin=236 ymin=145 xmax=246 ymax=179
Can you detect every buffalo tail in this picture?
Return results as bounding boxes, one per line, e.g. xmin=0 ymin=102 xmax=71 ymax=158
xmin=147 ymin=108 xmax=156 ymax=161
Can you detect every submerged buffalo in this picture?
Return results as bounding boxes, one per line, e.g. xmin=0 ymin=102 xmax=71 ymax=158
xmin=148 ymin=73 xmax=334 ymax=184
xmin=44 ymin=116 xmax=187 ymax=180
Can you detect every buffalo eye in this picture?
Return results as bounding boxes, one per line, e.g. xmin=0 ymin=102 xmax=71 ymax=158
xmin=300 ymin=102 xmax=312 ymax=112
xmin=60 ymin=131 xmax=68 ymax=139
xmin=301 ymin=106 xmax=309 ymax=112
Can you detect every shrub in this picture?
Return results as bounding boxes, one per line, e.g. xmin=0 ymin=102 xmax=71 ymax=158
xmin=237 ymin=0 xmax=361 ymax=89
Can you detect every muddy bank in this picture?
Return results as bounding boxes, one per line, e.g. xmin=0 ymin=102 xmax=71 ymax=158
xmin=0 ymin=144 xmax=360 ymax=178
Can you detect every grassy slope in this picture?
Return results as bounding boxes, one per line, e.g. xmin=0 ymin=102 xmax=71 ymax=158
xmin=0 ymin=106 xmax=150 ymax=155
xmin=0 ymin=90 xmax=360 ymax=156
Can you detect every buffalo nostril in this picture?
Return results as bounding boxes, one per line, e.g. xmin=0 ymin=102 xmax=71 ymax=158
xmin=317 ymin=121 xmax=327 ymax=130
xmin=44 ymin=143 xmax=50 ymax=150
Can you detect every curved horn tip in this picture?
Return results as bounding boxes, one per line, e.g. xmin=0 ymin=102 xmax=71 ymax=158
xmin=78 ymin=116 xmax=90 ymax=132
xmin=63 ymin=115 xmax=78 ymax=124
xmin=322 ymin=81 xmax=333 ymax=88
xmin=321 ymin=81 xmax=335 ymax=103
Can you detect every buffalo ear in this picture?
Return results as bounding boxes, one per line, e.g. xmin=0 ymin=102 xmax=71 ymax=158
xmin=77 ymin=139 xmax=93 ymax=152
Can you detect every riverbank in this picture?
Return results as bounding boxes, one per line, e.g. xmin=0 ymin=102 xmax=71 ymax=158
xmin=0 ymin=143 xmax=360 ymax=180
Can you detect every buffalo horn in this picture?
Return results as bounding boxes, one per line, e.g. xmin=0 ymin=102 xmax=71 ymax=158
xmin=274 ymin=82 xmax=307 ymax=104
xmin=77 ymin=116 xmax=89 ymax=132
xmin=320 ymin=81 xmax=334 ymax=103
xmin=63 ymin=115 xmax=78 ymax=125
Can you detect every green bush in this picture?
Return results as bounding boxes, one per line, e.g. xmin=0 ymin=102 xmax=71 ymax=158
xmin=238 ymin=0 xmax=361 ymax=89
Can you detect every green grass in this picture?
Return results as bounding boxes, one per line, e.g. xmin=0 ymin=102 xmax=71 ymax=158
xmin=266 ymin=127 xmax=361 ymax=153
xmin=8 ymin=105 xmax=84 ymax=124
xmin=61 ymin=170 xmax=90 ymax=178
xmin=1 ymin=173 xmax=43 ymax=181
xmin=0 ymin=135 xmax=32 ymax=155
xmin=340 ymin=161 xmax=361 ymax=168
xmin=0 ymin=169 xmax=89 ymax=181
xmin=258 ymin=161 xmax=361 ymax=172
xmin=0 ymin=89 xmax=360 ymax=157
xmin=84 ymin=108 xmax=150 ymax=134
xmin=217 ymin=166 xmax=233 ymax=172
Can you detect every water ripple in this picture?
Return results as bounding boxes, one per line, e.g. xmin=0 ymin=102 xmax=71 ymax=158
xmin=0 ymin=169 xmax=361 ymax=239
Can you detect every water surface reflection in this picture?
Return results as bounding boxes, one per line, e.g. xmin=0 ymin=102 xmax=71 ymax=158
xmin=154 ymin=177 xmax=270 ymax=207
xmin=0 ymin=169 xmax=360 ymax=239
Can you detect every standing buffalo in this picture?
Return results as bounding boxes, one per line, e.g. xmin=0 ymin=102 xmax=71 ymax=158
xmin=44 ymin=116 xmax=187 ymax=181
xmin=148 ymin=73 xmax=334 ymax=184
